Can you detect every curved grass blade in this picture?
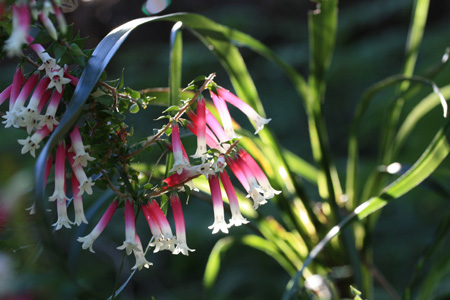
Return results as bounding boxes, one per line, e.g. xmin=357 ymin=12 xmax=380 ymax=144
xmin=169 ymin=21 xmax=183 ymax=108
xmin=283 ymin=119 xmax=450 ymax=300
xmin=308 ymin=0 xmax=338 ymax=102
xmin=203 ymin=237 xmax=235 ymax=293
xmin=394 ymin=84 xmax=450 ymax=158
xmin=346 ymin=75 xmax=447 ymax=208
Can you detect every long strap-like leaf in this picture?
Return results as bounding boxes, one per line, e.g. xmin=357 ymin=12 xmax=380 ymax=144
xmin=283 ymin=118 xmax=450 ymax=299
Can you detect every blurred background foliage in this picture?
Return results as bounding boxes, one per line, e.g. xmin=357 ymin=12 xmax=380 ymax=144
xmin=1 ymin=0 xmax=450 ymax=299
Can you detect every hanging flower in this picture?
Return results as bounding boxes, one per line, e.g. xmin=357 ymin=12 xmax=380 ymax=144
xmin=4 ymin=4 xmax=30 ymax=57
xmin=238 ymin=149 xmax=281 ymax=199
xmin=210 ymin=90 xmax=240 ymax=141
xmin=77 ymin=201 xmax=118 ymax=253
xmin=69 ymin=125 xmax=95 ymax=167
xmin=67 ymin=150 xmax=94 ymax=196
xmin=216 ymin=87 xmax=271 ymax=134
xmin=190 ymin=97 xmax=210 ymax=162
xmin=131 ymin=234 xmax=153 ymax=271
xmin=170 ymin=193 xmax=195 ymax=255
xmin=219 ymin=170 xmax=249 ymax=227
xmin=53 ymin=195 xmax=73 ymax=230
xmin=142 ymin=201 xmax=176 ymax=253
xmin=3 ymin=73 xmax=39 ymax=129
xmin=17 ymin=125 xmax=51 ymax=158
xmin=207 ymin=174 xmax=229 ymax=234
xmin=117 ymin=199 xmax=139 ymax=255
xmin=38 ymin=89 xmax=62 ymax=131
xmin=72 ymin=176 xmax=88 ymax=225
xmin=169 ymin=122 xmax=190 ymax=175
xmin=19 ymin=77 xmax=51 ymax=134
xmin=47 ymin=66 xmax=71 ymax=93
xmin=48 ymin=142 xmax=70 ymax=202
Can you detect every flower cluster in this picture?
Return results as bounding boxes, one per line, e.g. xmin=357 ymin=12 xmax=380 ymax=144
xmin=0 ymin=1 xmax=280 ymax=273
xmin=4 ymin=0 xmax=67 ymax=57
xmin=75 ymin=85 xmax=280 ymax=270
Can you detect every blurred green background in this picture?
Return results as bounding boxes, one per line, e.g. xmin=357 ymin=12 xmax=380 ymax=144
xmin=1 ymin=0 xmax=450 ymax=299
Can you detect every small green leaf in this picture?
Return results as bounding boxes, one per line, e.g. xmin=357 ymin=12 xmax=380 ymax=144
xmin=69 ymin=43 xmax=87 ymax=57
xmin=129 ymin=103 xmax=139 ymax=114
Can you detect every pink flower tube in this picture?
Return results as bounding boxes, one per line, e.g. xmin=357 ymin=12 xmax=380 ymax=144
xmin=216 ymin=87 xmax=271 ymax=134
xmin=207 ymin=174 xmax=229 ymax=234
xmin=117 ymin=199 xmax=138 ymax=255
xmin=210 ymin=90 xmax=239 ymax=141
xmin=170 ymin=193 xmax=195 ymax=255
xmin=4 ymin=4 xmax=30 ymax=57
xmin=20 ymin=77 xmax=51 ymax=134
xmin=3 ymin=73 xmax=39 ymax=128
xmin=67 ymin=150 xmax=94 ymax=196
xmin=77 ymin=201 xmax=118 ymax=253
xmin=191 ymin=97 xmax=210 ymax=161
xmin=219 ymin=171 xmax=249 ymax=227
xmin=238 ymin=149 xmax=281 ymax=199
xmin=48 ymin=143 xmax=69 ymax=203
xmin=39 ymin=89 xmax=62 ymax=131
xmin=72 ymin=175 xmax=88 ymax=225
xmin=131 ymin=233 xmax=152 ymax=270
xmin=69 ymin=125 xmax=95 ymax=167
xmin=141 ymin=203 xmax=165 ymax=252
xmin=169 ymin=122 xmax=190 ymax=175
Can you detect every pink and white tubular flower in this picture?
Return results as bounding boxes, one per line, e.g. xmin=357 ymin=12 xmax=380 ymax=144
xmin=39 ymin=2 xmax=57 ymax=40
xmin=227 ymin=156 xmax=267 ymax=209
xmin=4 ymin=4 xmax=30 ymax=57
xmin=47 ymin=65 xmax=71 ymax=93
xmin=19 ymin=77 xmax=51 ymax=134
xmin=169 ymin=122 xmax=190 ymax=175
xmin=216 ymin=87 xmax=271 ymax=135
xmin=185 ymin=120 xmax=226 ymax=153
xmin=141 ymin=204 xmax=165 ymax=253
xmin=219 ymin=170 xmax=249 ymax=227
xmin=207 ymin=174 xmax=229 ymax=234
xmin=38 ymin=89 xmax=62 ymax=131
xmin=72 ymin=176 xmax=88 ymax=225
xmin=131 ymin=233 xmax=153 ymax=271
xmin=77 ymin=201 xmax=118 ymax=253
xmin=238 ymin=149 xmax=281 ymax=199
xmin=148 ymin=200 xmax=176 ymax=252
xmin=235 ymin=156 xmax=268 ymax=209
xmin=205 ymin=107 xmax=231 ymax=151
xmin=31 ymin=42 xmax=59 ymax=75
xmin=117 ymin=199 xmax=138 ymax=255
xmin=67 ymin=150 xmax=94 ymax=196
xmin=142 ymin=201 xmax=176 ymax=253
xmin=210 ymin=90 xmax=240 ymax=141
xmin=48 ymin=143 xmax=70 ymax=203
xmin=17 ymin=125 xmax=51 ymax=157
xmin=191 ymin=97 xmax=210 ymax=162
xmin=170 ymin=193 xmax=195 ymax=255
xmin=52 ymin=3 xmax=67 ymax=35
xmin=53 ymin=192 xmax=73 ymax=230
xmin=3 ymin=73 xmax=39 ymax=129
xmin=69 ymin=125 xmax=95 ymax=167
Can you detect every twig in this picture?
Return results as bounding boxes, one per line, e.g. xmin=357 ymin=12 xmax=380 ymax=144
xmin=101 ymin=170 xmax=128 ymax=198
xmin=124 ymin=73 xmax=216 ymax=159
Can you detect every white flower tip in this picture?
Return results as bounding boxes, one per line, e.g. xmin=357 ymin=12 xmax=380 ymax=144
xmin=253 ymin=117 xmax=271 ymax=135
xmin=208 ymin=222 xmax=229 ymax=234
